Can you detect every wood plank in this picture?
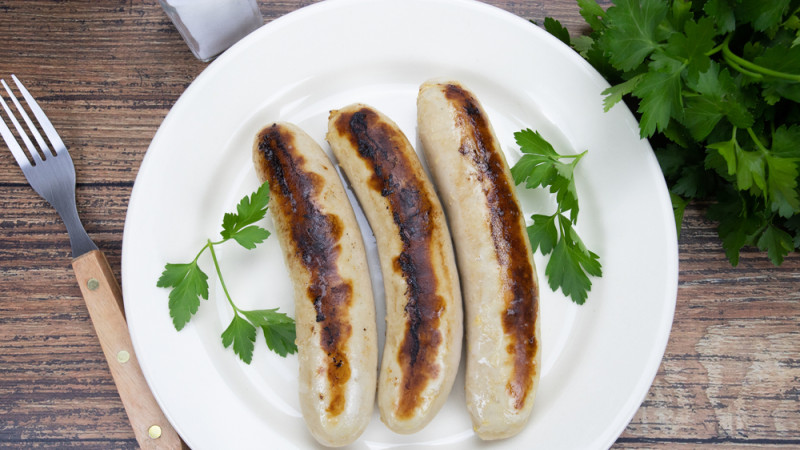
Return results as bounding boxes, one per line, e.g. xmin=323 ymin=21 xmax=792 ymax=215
xmin=619 ymin=206 xmax=800 ymax=446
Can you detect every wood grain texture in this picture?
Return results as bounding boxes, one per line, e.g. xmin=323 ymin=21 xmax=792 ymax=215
xmin=0 ymin=0 xmax=798 ymax=448
xmin=618 ymin=205 xmax=800 ymax=448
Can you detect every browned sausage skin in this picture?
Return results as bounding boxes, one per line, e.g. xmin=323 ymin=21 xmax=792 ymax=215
xmin=327 ymin=105 xmax=462 ymax=434
xmin=253 ymin=122 xmax=377 ymax=447
xmin=417 ymin=80 xmax=541 ymax=440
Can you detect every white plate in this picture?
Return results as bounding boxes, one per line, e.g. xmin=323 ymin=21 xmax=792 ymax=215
xmin=122 ymin=0 xmax=678 ymax=448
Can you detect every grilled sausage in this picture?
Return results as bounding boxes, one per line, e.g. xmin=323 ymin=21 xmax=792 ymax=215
xmin=326 ymin=105 xmax=462 ymax=434
xmin=253 ymin=122 xmax=377 ymax=447
xmin=417 ymin=80 xmax=541 ymax=440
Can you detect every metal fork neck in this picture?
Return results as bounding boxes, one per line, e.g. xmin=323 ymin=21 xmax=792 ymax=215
xmin=52 ymin=194 xmax=98 ymax=258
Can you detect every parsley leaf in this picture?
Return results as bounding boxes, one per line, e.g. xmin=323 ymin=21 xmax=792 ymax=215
xmin=527 ymin=214 xmax=559 ymax=255
xmin=262 ymin=321 xmax=297 ymax=358
xmin=157 ymin=262 xmax=208 ymax=331
xmin=633 ymin=63 xmax=684 ymax=137
xmin=684 ymin=95 xmax=725 ymax=141
xmin=601 ymin=74 xmax=643 ymax=112
xmin=765 ymin=153 xmax=800 ymax=217
xmin=706 ymin=188 xmax=762 ymax=266
xmin=221 ymin=181 xmax=270 ymax=242
xmin=599 ymin=0 xmax=669 ymax=72
xmin=157 ymin=181 xmax=297 ymax=363
xmin=242 ymin=309 xmax=298 ymax=357
xmin=546 ymin=237 xmax=590 ymax=304
xmin=736 ymin=0 xmax=791 ymax=33
xmin=544 ymin=17 xmax=571 ymax=46
xmin=773 ymin=125 xmax=800 ymax=158
xmin=545 ymin=216 xmax=603 ymax=305
xmin=704 ymin=0 xmax=735 ymax=34
xmin=577 ymin=0 xmax=607 ymax=31
xmin=666 ymin=17 xmax=716 ymax=79
xmin=753 ymin=45 xmax=800 ymax=78
xmin=221 ymin=315 xmax=257 ymax=364
xmin=542 ymin=0 xmax=800 ymax=265
xmin=757 ymin=224 xmax=794 ymax=265
xmin=734 ymin=147 xmax=767 ymax=194
xmin=512 ymin=129 xmax=602 ymax=304
xmin=231 ymin=225 xmax=271 ymax=250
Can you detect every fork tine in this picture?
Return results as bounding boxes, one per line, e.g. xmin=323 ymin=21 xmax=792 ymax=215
xmin=0 ymin=88 xmax=43 ymax=165
xmin=0 ymin=97 xmax=34 ymax=172
xmin=12 ymin=75 xmax=67 ymax=156
xmin=2 ymin=78 xmax=53 ymax=158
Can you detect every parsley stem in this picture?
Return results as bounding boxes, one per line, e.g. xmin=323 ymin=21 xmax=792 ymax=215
xmin=192 ymin=242 xmax=211 ymax=264
xmin=746 ymin=128 xmax=769 ymax=153
xmin=206 ymin=239 xmax=241 ymax=316
xmin=568 ymin=150 xmax=588 ymax=168
xmin=722 ymin=35 xmax=800 ymax=82
xmin=560 ymin=150 xmax=588 ymax=160
xmin=725 ymin=56 xmax=764 ymax=80
xmin=705 ymin=42 xmax=724 ymax=57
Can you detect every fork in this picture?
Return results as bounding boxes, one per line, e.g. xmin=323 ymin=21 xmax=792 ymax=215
xmin=0 ymin=75 xmax=182 ymax=449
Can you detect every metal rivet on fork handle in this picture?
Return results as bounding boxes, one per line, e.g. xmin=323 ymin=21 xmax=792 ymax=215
xmin=116 ymin=350 xmax=130 ymax=364
xmin=148 ymin=425 xmax=162 ymax=439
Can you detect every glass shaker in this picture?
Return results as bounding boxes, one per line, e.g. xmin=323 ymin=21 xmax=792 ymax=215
xmin=159 ymin=0 xmax=263 ymax=62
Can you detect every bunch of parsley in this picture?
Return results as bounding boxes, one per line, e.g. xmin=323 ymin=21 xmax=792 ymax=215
xmin=544 ymin=0 xmax=800 ymax=265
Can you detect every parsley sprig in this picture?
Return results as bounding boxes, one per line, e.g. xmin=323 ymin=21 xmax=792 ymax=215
xmin=156 ymin=182 xmax=297 ymax=363
xmin=544 ymin=0 xmax=800 ymax=266
xmin=511 ymin=129 xmax=602 ymax=305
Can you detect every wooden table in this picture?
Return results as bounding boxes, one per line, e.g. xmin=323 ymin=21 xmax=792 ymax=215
xmin=0 ymin=1 xmax=797 ymax=448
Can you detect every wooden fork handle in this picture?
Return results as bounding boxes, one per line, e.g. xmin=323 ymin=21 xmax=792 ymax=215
xmin=72 ymin=250 xmax=184 ymax=449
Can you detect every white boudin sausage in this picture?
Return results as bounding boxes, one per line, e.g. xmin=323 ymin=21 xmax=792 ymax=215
xmin=326 ymin=105 xmax=463 ymax=434
xmin=253 ymin=122 xmax=377 ymax=447
xmin=417 ymin=80 xmax=541 ymax=440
